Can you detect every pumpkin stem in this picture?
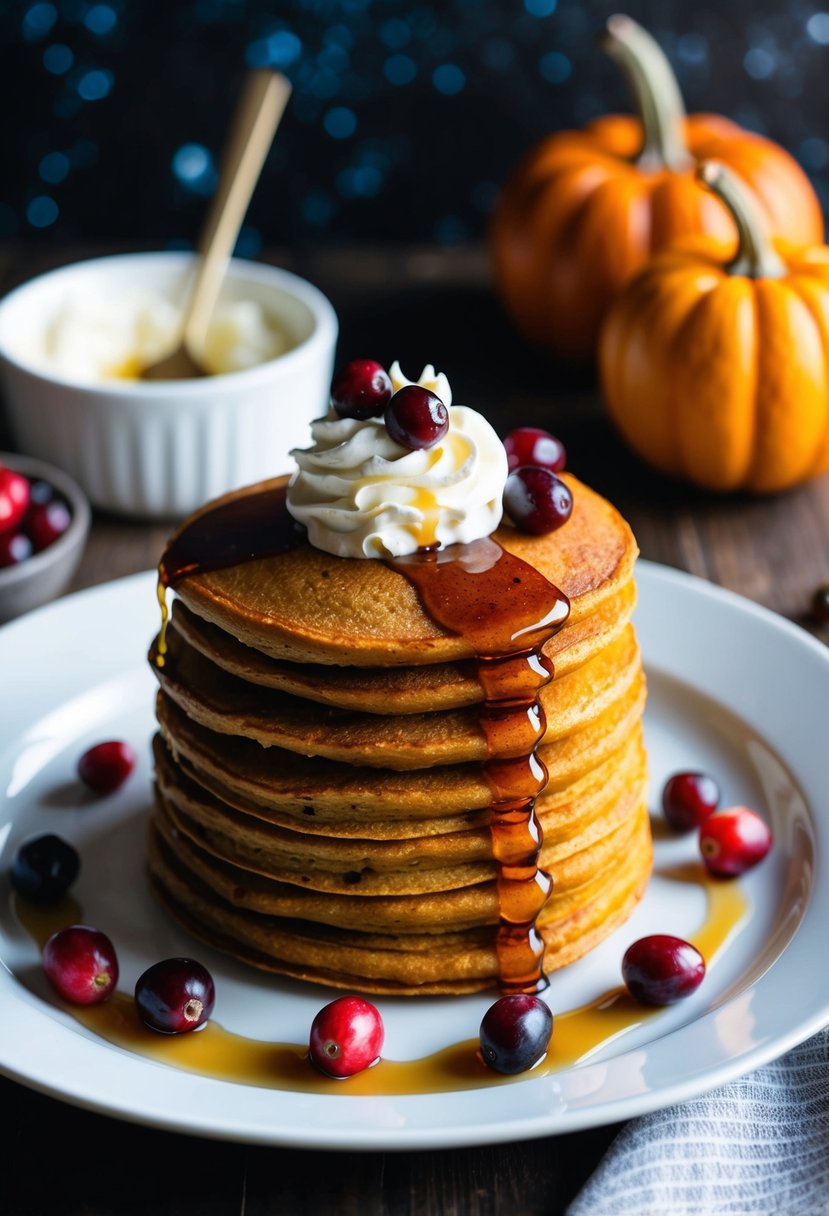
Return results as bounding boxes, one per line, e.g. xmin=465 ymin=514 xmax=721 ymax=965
xmin=697 ymin=161 xmax=788 ymax=278
xmin=600 ymin=14 xmax=693 ymax=173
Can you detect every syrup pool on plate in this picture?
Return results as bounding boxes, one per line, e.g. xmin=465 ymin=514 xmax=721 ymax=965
xmin=14 ymin=864 xmax=748 ymax=1095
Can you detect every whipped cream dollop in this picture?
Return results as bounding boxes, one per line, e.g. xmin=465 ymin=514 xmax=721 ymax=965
xmin=286 ymin=363 xmax=508 ymax=559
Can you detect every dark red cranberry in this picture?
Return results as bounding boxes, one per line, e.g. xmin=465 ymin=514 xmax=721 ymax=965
xmin=622 ymin=935 xmax=705 ymax=1006
xmin=699 ymin=806 xmax=773 ymax=877
xmin=504 ymin=466 xmax=573 ymax=535
xmin=661 ymin=771 xmax=720 ymax=833
xmin=503 ymin=427 xmax=566 ymax=474
xmin=77 ymin=740 xmax=136 ymax=794
xmin=26 ymin=498 xmax=71 ymax=552
xmin=384 ymin=385 xmax=449 ymax=451
xmin=135 ymin=957 xmax=216 ymax=1034
xmin=479 ymin=993 xmax=553 ymax=1075
xmin=42 ymin=924 xmax=119 ymax=1005
xmin=330 ymin=359 xmax=393 ymax=420
xmin=0 ymin=530 xmax=33 ymax=568
xmin=0 ymin=466 xmax=30 ymax=533
xmin=11 ymin=833 xmax=80 ymax=905
xmin=812 ymin=582 xmax=829 ymax=624
xmin=308 ymin=995 xmax=384 ymax=1078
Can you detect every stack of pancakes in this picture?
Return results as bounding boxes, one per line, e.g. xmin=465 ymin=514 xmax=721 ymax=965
xmin=147 ymin=472 xmax=650 ymax=996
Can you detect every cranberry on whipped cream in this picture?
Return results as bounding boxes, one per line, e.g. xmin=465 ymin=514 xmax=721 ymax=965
xmin=286 ymin=361 xmax=509 ymax=559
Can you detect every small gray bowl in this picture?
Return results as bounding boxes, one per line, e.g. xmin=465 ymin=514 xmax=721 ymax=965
xmin=0 ymin=451 xmax=91 ymax=625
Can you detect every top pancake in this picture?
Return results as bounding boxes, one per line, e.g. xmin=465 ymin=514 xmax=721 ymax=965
xmin=168 ymin=472 xmax=637 ymax=667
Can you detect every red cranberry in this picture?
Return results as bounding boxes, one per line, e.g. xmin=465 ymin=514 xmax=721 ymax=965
xmin=622 ymin=935 xmax=705 ymax=1006
xmin=135 ymin=957 xmax=216 ymax=1034
xmin=42 ymin=924 xmax=119 ymax=1005
xmin=330 ymin=359 xmax=393 ymax=420
xmin=26 ymin=498 xmax=71 ymax=552
xmin=0 ymin=466 xmax=30 ymax=533
xmin=11 ymin=833 xmax=80 ymax=905
xmin=0 ymin=530 xmax=33 ymax=568
xmin=479 ymin=993 xmax=553 ymax=1075
xmin=504 ymin=466 xmax=573 ymax=535
xmin=661 ymin=771 xmax=720 ymax=833
xmin=503 ymin=427 xmax=566 ymax=474
xmin=308 ymin=995 xmax=384 ymax=1078
xmin=384 ymin=385 xmax=449 ymax=451
xmin=699 ymin=806 xmax=773 ymax=877
xmin=77 ymin=740 xmax=136 ymax=794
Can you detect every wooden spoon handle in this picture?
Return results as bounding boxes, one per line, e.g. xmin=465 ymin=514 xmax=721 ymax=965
xmin=183 ymin=70 xmax=292 ymax=353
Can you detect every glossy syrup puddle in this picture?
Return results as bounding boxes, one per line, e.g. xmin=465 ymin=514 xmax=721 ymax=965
xmin=16 ymin=867 xmax=748 ymax=1095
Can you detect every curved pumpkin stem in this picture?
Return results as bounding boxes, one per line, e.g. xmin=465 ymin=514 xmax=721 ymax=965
xmin=600 ymin=14 xmax=693 ymax=173
xmin=697 ymin=161 xmax=788 ymax=279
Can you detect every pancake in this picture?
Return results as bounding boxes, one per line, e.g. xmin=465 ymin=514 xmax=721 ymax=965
xmin=151 ymin=724 xmax=646 ymax=895
xmin=145 ymin=802 xmax=651 ymax=996
xmin=169 ymin=473 xmax=636 ymax=666
xmin=150 ymin=782 xmax=646 ymax=930
xmin=152 ymin=620 xmax=643 ymax=768
xmin=154 ymin=667 xmax=647 ymax=828
xmin=169 ymin=576 xmax=638 ymax=713
xmin=146 ymin=464 xmax=651 ymax=996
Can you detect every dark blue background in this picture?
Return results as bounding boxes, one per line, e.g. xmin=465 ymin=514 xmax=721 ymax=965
xmin=1 ymin=0 xmax=827 ymax=250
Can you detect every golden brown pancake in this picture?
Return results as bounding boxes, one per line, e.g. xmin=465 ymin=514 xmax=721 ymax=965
xmin=169 ymin=576 xmax=637 ymax=713
xmin=151 ymin=724 xmax=646 ymax=897
xmin=152 ymin=621 xmax=642 ymax=769
xmin=146 ymin=467 xmax=651 ymax=995
xmin=169 ymin=473 xmax=636 ymax=666
xmin=154 ymin=669 xmax=646 ymax=828
xmin=145 ymin=802 xmax=651 ymax=996
xmin=150 ymin=784 xmax=646 ymax=931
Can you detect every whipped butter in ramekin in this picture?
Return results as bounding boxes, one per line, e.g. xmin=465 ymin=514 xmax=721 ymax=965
xmin=31 ymin=292 xmax=293 ymax=383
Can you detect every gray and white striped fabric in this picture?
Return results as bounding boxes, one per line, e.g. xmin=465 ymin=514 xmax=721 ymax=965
xmin=567 ymin=1029 xmax=829 ymax=1216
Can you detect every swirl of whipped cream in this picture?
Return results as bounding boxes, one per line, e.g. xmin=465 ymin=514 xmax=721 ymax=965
xmin=286 ymin=364 xmax=508 ymax=559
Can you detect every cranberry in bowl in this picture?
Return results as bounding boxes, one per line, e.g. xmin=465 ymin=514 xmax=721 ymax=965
xmin=0 ymin=451 xmax=90 ymax=625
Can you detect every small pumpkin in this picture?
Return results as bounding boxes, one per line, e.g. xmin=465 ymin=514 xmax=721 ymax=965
xmin=598 ymin=160 xmax=829 ymax=494
xmin=489 ymin=14 xmax=824 ymax=362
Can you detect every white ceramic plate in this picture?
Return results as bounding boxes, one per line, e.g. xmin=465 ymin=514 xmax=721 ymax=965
xmin=0 ymin=561 xmax=827 ymax=1149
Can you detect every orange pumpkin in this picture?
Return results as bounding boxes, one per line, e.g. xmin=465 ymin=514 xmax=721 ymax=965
xmin=598 ymin=160 xmax=829 ymax=494
xmin=489 ymin=14 xmax=824 ymax=362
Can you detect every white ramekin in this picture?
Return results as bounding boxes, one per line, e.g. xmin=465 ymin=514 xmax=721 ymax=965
xmin=0 ymin=252 xmax=339 ymax=520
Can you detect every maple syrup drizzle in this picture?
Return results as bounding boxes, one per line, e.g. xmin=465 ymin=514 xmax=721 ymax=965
xmin=389 ymin=536 xmax=570 ymax=994
xmin=15 ymin=870 xmax=750 ymax=1095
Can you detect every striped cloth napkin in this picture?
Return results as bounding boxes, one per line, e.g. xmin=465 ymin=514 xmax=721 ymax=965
xmin=566 ymin=1029 xmax=829 ymax=1216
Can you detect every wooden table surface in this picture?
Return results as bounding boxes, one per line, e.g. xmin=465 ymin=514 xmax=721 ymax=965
xmin=1 ymin=242 xmax=827 ymax=1216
